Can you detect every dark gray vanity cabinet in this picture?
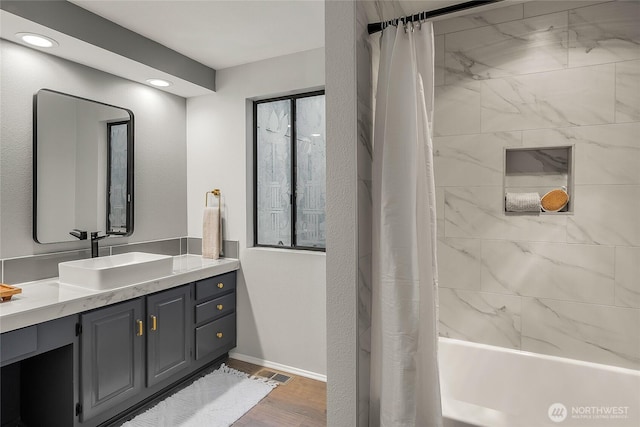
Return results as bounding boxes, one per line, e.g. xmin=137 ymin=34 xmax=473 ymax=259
xmin=79 ymin=298 xmax=144 ymax=422
xmin=194 ymin=271 xmax=237 ymax=363
xmin=79 ymin=285 xmax=192 ymax=424
xmin=146 ymin=285 xmax=191 ymax=387
xmin=1 ymin=270 xmax=237 ymax=427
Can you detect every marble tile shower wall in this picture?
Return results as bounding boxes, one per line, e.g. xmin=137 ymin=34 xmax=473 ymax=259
xmin=433 ymin=1 xmax=640 ymax=370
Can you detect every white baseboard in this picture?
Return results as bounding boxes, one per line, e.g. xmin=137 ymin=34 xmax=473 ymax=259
xmin=228 ymin=351 xmax=327 ymax=383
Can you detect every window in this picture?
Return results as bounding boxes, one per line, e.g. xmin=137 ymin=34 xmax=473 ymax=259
xmin=107 ymin=121 xmax=130 ymax=234
xmin=254 ymin=91 xmax=326 ymax=250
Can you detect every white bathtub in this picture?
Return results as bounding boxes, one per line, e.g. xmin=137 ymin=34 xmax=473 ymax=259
xmin=439 ymin=337 xmax=640 ymax=427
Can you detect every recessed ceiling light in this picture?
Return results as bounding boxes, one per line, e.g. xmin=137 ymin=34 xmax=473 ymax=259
xmin=16 ymin=32 xmax=58 ymax=48
xmin=146 ymin=79 xmax=172 ymax=87
xmin=311 ymin=133 xmax=321 ymax=137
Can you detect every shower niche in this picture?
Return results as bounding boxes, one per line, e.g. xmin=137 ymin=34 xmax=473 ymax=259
xmin=504 ymin=145 xmax=574 ymax=214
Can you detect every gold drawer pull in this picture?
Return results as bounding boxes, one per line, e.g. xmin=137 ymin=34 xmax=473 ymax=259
xmin=136 ymin=320 xmax=144 ymax=336
xmin=216 ymin=332 xmax=223 ymax=339
xmin=150 ymin=315 xmax=157 ymax=331
xmin=217 ymin=283 xmax=224 ymax=289
xmin=217 ymin=304 xmax=223 ymax=311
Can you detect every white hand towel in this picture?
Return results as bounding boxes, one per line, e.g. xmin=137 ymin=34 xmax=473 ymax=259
xmin=505 ymin=192 xmax=541 ymax=212
xmin=202 ymin=207 xmax=221 ymax=259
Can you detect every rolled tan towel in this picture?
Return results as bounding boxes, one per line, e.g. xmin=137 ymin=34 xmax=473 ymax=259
xmin=202 ymin=207 xmax=220 ymax=259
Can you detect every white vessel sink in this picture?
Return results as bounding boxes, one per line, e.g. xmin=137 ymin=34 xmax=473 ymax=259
xmin=59 ymin=252 xmax=174 ymax=290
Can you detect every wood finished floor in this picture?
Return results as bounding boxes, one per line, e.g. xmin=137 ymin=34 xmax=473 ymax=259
xmin=226 ymin=358 xmax=327 ymax=427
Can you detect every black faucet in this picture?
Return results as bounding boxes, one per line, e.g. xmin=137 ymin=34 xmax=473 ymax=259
xmin=90 ymin=232 xmax=108 ymax=258
xmin=69 ymin=230 xmax=107 ymax=257
xmin=69 ymin=229 xmax=87 ymax=240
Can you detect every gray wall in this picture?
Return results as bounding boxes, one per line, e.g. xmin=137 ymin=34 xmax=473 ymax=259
xmin=432 ymin=1 xmax=640 ymax=370
xmin=186 ymin=48 xmax=327 ymax=377
xmin=326 ymin=1 xmax=359 ymax=426
xmin=0 ymin=40 xmax=188 ymax=261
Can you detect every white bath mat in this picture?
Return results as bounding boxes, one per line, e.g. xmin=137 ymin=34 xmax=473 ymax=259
xmin=121 ymin=364 xmax=277 ymax=427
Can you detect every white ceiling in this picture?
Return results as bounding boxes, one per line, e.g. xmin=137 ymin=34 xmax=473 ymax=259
xmin=70 ymin=0 xmax=326 ymax=70
xmin=0 ymin=8 xmax=215 ymax=97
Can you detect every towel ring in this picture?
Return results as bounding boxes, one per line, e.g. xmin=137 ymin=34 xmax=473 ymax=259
xmin=205 ymin=189 xmax=221 ymax=207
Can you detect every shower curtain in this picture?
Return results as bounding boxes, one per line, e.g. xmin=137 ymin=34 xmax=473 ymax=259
xmin=369 ymin=21 xmax=442 ymax=427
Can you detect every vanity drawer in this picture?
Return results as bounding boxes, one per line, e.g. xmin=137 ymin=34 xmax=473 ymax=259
xmin=195 ymin=293 xmax=235 ymax=325
xmin=195 ymin=313 xmax=236 ymax=360
xmin=195 ymin=271 xmax=236 ymax=301
xmin=1 ymin=325 xmax=37 ymax=364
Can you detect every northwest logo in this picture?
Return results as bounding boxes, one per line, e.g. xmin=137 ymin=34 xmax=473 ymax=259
xmin=548 ymin=403 xmax=568 ymax=423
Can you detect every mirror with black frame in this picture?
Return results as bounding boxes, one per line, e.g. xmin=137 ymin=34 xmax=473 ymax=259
xmin=33 ymin=89 xmax=134 ymax=244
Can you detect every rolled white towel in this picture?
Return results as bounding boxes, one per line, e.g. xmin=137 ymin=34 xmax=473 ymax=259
xmin=505 ymin=192 xmax=540 ymax=212
xmin=202 ymin=207 xmax=221 ymax=259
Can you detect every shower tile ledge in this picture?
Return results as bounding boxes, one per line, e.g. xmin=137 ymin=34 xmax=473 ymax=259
xmin=0 ymin=255 xmax=239 ymax=334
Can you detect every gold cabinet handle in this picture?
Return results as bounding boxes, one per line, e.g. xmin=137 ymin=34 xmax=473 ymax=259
xmin=216 ymin=332 xmax=223 ymax=339
xmin=136 ymin=320 xmax=144 ymax=336
xmin=150 ymin=315 xmax=157 ymax=331
xmin=217 ymin=282 xmax=224 ymax=289
xmin=216 ymin=304 xmax=223 ymax=311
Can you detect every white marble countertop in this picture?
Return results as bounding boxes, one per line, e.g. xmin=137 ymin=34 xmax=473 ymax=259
xmin=0 ymin=255 xmax=239 ymax=334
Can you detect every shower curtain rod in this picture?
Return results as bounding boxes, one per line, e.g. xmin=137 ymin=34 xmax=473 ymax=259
xmin=367 ymin=0 xmax=502 ymax=34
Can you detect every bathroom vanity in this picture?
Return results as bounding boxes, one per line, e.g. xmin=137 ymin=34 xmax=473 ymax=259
xmin=0 ymin=255 xmax=239 ymax=427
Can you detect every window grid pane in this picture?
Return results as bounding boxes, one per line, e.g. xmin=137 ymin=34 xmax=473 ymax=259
xmin=256 ymin=100 xmax=292 ymax=247
xmin=295 ymin=95 xmax=326 ymax=249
